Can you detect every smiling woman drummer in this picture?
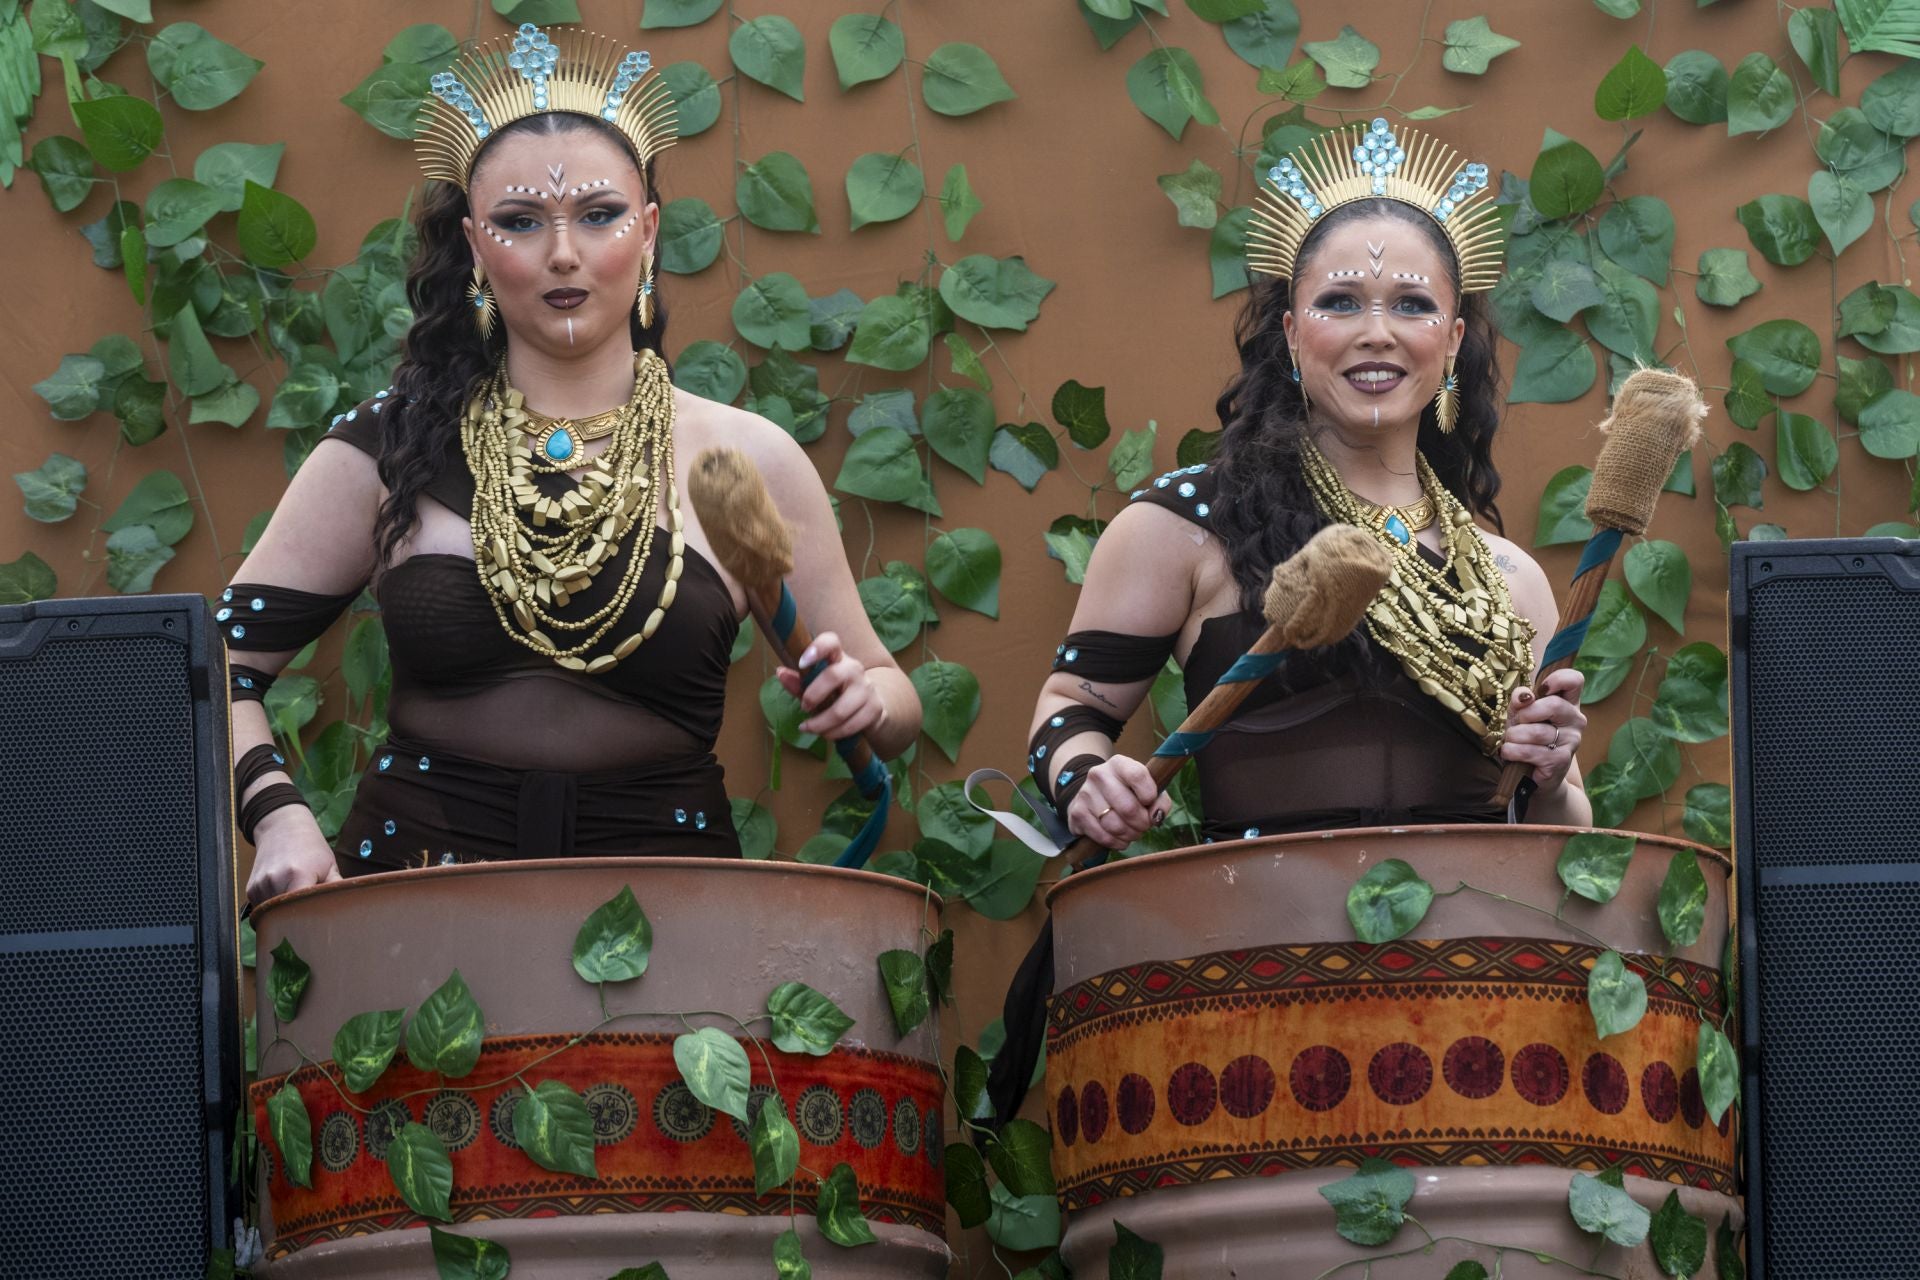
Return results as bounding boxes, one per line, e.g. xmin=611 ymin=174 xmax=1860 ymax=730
xmin=221 ymin=25 xmax=919 ymax=904
xmin=1027 ymin=120 xmax=1592 ymax=849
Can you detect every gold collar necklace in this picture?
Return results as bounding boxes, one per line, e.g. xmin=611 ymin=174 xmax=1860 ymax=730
xmin=518 ymin=404 xmax=624 ymax=467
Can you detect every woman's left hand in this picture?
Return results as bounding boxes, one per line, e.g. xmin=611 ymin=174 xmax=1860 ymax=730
xmin=777 ymin=630 xmax=887 ymax=741
xmin=1501 ymin=667 xmax=1586 ymax=791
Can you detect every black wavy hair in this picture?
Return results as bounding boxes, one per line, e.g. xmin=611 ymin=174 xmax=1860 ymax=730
xmin=1211 ymin=198 xmax=1506 ymax=626
xmin=371 ymin=111 xmax=669 ymax=563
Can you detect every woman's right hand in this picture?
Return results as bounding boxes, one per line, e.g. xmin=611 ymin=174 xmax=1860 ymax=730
xmin=1068 ymin=754 xmax=1167 ymax=850
xmin=246 ymin=805 xmax=343 ymax=906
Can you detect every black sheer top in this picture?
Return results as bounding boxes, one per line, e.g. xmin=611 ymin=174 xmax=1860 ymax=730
xmin=1130 ymin=464 xmax=1505 ymax=839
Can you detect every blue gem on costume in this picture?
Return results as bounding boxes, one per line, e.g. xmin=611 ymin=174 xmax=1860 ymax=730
xmin=379 ymin=755 xmax=392 ymax=771
xmin=236 ymin=676 xmax=252 ymax=689
xmin=273 ymin=752 xmax=285 ymax=765
xmin=251 ymin=598 xmax=265 ymax=611
xmin=346 ymin=409 xmax=356 ymax=422
xmin=222 ymin=589 xmax=233 ymax=602
xmin=216 ymin=608 xmax=232 ymax=622
xmin=1154 ymin=475 xmax=1172 ymax=489
xmin=1196 ymin=503 xmax=1210 ymax=517
xmin=1036 ymin=744 xmax=1047 ymax=758
xmin=1051 ymin=716 xmax=1065 ymax=728
xmin=230 ymin=625 xmax=246 ymax=639
xmin=1064 ymin=648 xmax=1078 ymax=663
xmin=544 ymin=430 xmax=576 ymax=462
xmin=1131 ymin=489 xmax=1145 ymax=499
xmin=695 ymin=811 xmax=708 ymax=830
xmin=384 ymin=820 xmax=397 ymax=836
xmin=358 ymin=839 xmax=373 ymax=858
xmin=1384 ymin=513 xmax=1412 ymax=545
xmin=1178 ymin=482 xmax=1196 ymax=499
xmin=376 ymin=389 xmax=389 ymax=398
xmin=418 ymin=756 xmax=431 ymax=771
xmin=1058 ymin=770 xmax=1074 ymax=787
xmin=674 ymin=808 xmax=688 ymax=824
xmin=441 ymin=852 xmax=457 ymax=865
xmin=1244 ymin=827 xmax=1261 ymax=839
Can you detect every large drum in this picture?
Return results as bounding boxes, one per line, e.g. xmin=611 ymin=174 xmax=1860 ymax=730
xmin=1046 ymin=826 xmax=1740 ymax=1277
xmin=249 ymin=859 xmax=949 ymax=1278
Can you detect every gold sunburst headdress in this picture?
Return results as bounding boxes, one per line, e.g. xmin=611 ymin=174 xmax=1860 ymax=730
xmin=1248 ymin=118 xmax=1504 ymax=293
xmin=418 ymin=23 xmax=678 ymax=189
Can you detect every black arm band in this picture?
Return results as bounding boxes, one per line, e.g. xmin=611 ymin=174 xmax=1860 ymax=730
xmin=1050 ymin=629 xmax=1179 ymax=683
xmin=229 ymin=663 xmax=275 ymax=702
xmin=240 ymin=783 xmax=309 ymax=844
xmin=1046 ymin=754 xmax=1108 ymax=816
xmin=1028 ymin=705 xmax=1124 ymax=792
xmin=234 ymin=743 xmax=289 ymax=797
xmin=217 ymin=582 xmax=358 ymax=652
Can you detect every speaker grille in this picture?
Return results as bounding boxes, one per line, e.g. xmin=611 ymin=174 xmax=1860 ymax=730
xmin=1747 ymin=574 xmax=1920 ymax=869
xmin=1754 ymin=881 xmax=1920 ymax=1274
xmin=0 ymin=944 xmax=206 ymax=1279
xmin=0 ymin=634 xmax=199 ymax=933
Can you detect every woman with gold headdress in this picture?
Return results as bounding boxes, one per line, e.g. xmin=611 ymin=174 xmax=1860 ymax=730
xmin=1026 ymin=120 xmax=1590 ymax=850
xmin=222 ymin=25 xmax=920 ymax=903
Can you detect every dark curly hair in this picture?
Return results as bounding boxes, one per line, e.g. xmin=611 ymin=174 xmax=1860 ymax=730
xmin=1211 ymin=198 xmax=1506 ymax=628
xmin=371 ymin=111 xmax=670 ymax=562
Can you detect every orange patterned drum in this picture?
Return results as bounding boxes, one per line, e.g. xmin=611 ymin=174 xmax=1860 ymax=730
xmin=1046 ymin=826 xmax=1742 ymax=1278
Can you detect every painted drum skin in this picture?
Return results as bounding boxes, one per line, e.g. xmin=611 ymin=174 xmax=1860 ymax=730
xmin=249 ymin=858 xmax=949 ymax=1279
xmin=1046 ymin=825 xmax=1742 ymax=1279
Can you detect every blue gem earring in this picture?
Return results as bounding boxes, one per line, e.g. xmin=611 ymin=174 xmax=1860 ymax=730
xmin=468 ymin=264 xmax=498 ymax=341
xmin=1435 ymin=355 xmax=1459 ymax=434
xmin=636 ymin=250 xmax=656 ymax=329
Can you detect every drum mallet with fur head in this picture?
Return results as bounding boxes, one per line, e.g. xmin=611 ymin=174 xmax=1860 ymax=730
xmin=1490 ymin=367 xmax=1707 ymax=806
xmin=688 ymin=447 xmax=892 ymax=868
xmin=1059 ymin=522 xmax=1393 ymax=871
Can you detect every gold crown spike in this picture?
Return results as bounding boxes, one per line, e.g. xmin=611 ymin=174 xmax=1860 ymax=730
xmin=418 ymin=23 xmax=678 ymax=190
xmin=1248 ymin=119 xmax=1504 ymax=294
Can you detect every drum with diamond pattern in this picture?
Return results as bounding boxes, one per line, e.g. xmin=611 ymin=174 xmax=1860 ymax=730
xmin=248 ymin=859 xmax=948 ymax=1278
xmin=1046 ymin=825 xmax=1742 ymax=1277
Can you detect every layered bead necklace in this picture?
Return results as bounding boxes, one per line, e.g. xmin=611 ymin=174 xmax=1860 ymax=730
xmin=460 ymin=349 xmax=684 ymax=674
xmin=1300 ymin=437 xmax=1535 ymax=754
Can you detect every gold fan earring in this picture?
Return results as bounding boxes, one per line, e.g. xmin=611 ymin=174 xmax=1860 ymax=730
xmin=1435 ymin=354 xmax=1459 ymax=434
xmin=636 ymin=250 xmax=657 ymax=329
xmin=468 ymin=264 xmax=498 ymax=341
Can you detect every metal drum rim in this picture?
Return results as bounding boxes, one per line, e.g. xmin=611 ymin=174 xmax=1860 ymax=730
xmin=252 ymin=855 xmax=944 ymax=924
xmin=1047 ymin=822 xmax=1729 ymax=909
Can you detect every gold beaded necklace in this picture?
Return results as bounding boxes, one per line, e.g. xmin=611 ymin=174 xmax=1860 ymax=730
xmin=1299 ymin=437 xmax=1535 ymax=754
xmin=459 ymin=350 xmax=685 ymax=674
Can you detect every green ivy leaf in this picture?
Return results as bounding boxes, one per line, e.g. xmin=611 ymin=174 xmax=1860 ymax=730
xmin=1595 ymin=44 xmax=1666 ymax=120
xmin=512 ymin=1078 xmax=598 ymax=1178
xmin=1650 ymin=1189 xmax=1708 ymax=1279
xmin=1557 ymin=832 xmax=1637 ymax=904
xmin=1694 ymin=248 xmax=1759 ymax=306
xmin=1443 ymin=1266 xmax=1490 ymax=1280
xmin=386 ymin=1122 xmax=454 ymax=1222
xmin=32 ymin=353 xmax=106 ymax=421
xmin=1861 ymin=60 xmax=1920 ymax=137
xmin=1209 ymin=205 xmax=1253 ymax=298
xmin=1774 ymin=411 xmax=1837 ymax=491
xmin=1585 ymin=259 xmax=1659 ymax=362
xmin=1529 ymin=129 xmax=1603 ymax=220
xmin=104 ymin=524 xmax=174 ymax=593
xmin=1125 ymin=46 xmax=1217 ymax=138
xmin=1726 ymin=51 xmax=1793 ymax=136
xmin=1788 ymin=6 xmax=1842 ymax=95
xmin=30 ymin=0 xmax=88 ymax=55
xmin=1257 ymin=59 xmax=1326 ymax=102
xmin=190 ymin=380 xmax=260 ymax=429
xmin=1839 ymin=281 xmax=1896 ymax=339
xmin=1221 ymin=0 xmax=1300 ymax=70
xmin=1608 ymin=716 xmax=1681 ymax=799
xmin=730 ymin=15 xmax=805 ymax=101
xmin=1346 ymin=859 xmax=1434 ymax=942
xmin=921 ymin=43 xmax=1016 ymax=116
xmin=836 ymin=427 xmax=931 ymax=509
xmin=765 ymin=981 xmax=854 ymax=1055
xmin=1303 ymin=25 xmax=1379 ymax=89
xmin=1576 ymin=653 xmax=1634 ymax=703
xmin=1318 ymin=1157 xmax=1415 ymax=1246
xmin=383 ymin=22 xmax=459 ymax=69
xmin=235 ymin=179 xmax=316 ymax=269
xmin=1185 ymin=0 xmax=1264 ymax=19
xmin=1044 ymin=514 xmax=1102 ymax=584
xmin=1534 ymin=465 xmax=1595 ymax=545
xmin=1529 ymin=258 xmax=1604 ymax=323
xmin=342 ymin=61 xmax=431 ymax=140
xmin=737 ymin=152 xmax=818 ymax=233
xmin=494 ymin=0 xmax=582 ymax=23
xmin=673 ymin=1026 xmax=752 ymax=1121
xmin=657 ymin=197 xmax=724 ymax=274
xmin=1050 ymin=380 xmax=1109 ymax=450
xmin=103 ymin=469 xmax=193 ymax=546
xmin=144 ymin=177 xmax=222 ymax=249
xmin=428 ymin=1226 xmax=511 ymax=1280
xmin=15 ymin=453 xmax=88 ymax=522
xmin=1858 ymin=389 xmax=1920 ymax=459
xmin=1081 ymin=0 xmax=1146 ymax=49
xmin=945 ymin=1141 xmax=992 ymax=1228
xmin=1736 ymin=194 xmax=1819 ymax=267
xmin=846 ymin=151 xmax=923 ymax=230
xmin=772 ymin=1228 xmax=811 ymax=1279
xmin=1809 ymin=171 xmax=1872 ymax=257
xmin=938 ymin=163 xmax=983 ymax=242
xmin=1657 ymin=848 xmax=1708 ymax=948
xmin=1587 ymin=950 xmax=1648 ymax=1038
xmin=266 ymin=1081 xmax=313 ymax=1188
xmin=877 ymin=947 xmax=931 ymax=1034
xmin=1581 ymin=580 xmax=1647 ymax=659
xmin=732 ymin=273 xmax=813 ymax=351
xmin=1816 ymin=107 xmax=1905 ymax=191
xmin=1109 ymin=423 xmax=1157 ymax=491
xmin=1855 ymin=285 xmax=1920 ymax=355
xmin=858 ymin=564 xmax=933 ymax=651
xmin=848 ymin=388 xmax=916 ymax=438
xmin=660 ymin=61 xmax=722 ymax=137
xmin=747 ymin=1090 xmax=799 ymax=1193
xmin=1569 ymin=1169 xmax=1652 ymax=1246
xmin=1664 ymin=49 xmax=1728 ymax=124
xmin=1698 ymin=1022 xmax=1739 ymax=1123
xmin=406 ymin=970 xmax=485 ymax=1078
xmin=830 ymin=13 xmax=904 ymax=88
xmin=1511 ymin=327 xmax=1598 ymax=404
xmin=29 ymin=135 xmax=96 ymax=213
xmin=911 ymin=658 xmax=981 ymax=761
xmin=927 ymin=527 xmax=1001 ymax=617
xmin=1722 ymin=360 xmax=1770 ymax=430
xmin=940 ymin=254 xmax=1055 ymax=331
xmin=332 ymin=1008 xmax=404 ymax=1093
xmin=73 ymin=93 xmax=161 ymax=171
xmin=1157 ymin=157 xmax=1221 ymax=229
xmin=268 ymin=362 xmax=342 ymax=429
xmin=963 ymin=840 xmax=1046 ymax=920
xmin=1597 ymin=195 xmax=1674 ymax=284
xmin=148 ymin=21 xmax=261 ymax=109
xmin=1625 ymin=539 xmax=1691 ymax=631
xmin=846 ymin=294 xmax=932 ymax=370
xmin=672 ymin=341 xmax=745 ymax=404
xmin=571 ymin=884 xmax=653 ymax=983
xmin=1440 ymin=15 xmax=1519 ymax=74
xmin=990 ymin=422 xmax=1059 ymax=490
xmin=987 ymin=1118 xmax=1056 ymax=1196
xmin=194 ymin=141 xmax=284 ymax=212
xmin=988 ymin=1183 xmax=1061 ymax=1251
xmin=1683 ymin=783 xmax=1733 ymax=848
xmin=1725 ymin=318 xmax=1820 ymax=394
xmin=642 ymin=0 xmax=723 ymax=28
xmin=816 ymin=1161 xmax=879 ymax=1246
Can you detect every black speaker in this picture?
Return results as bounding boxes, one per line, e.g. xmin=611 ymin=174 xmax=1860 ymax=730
xmin=1730 ymin=538 xmax=1920 ymax=1279
xmin=0 ymin=593 xmax=241 ymax=1279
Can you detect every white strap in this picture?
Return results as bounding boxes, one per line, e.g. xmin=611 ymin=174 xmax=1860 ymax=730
xmin=964 ymin=768 xmax=1072 ymax=859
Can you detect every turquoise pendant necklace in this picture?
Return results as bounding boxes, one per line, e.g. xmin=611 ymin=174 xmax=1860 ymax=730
xmin=522 ymin=405 xmax=622 ymax=468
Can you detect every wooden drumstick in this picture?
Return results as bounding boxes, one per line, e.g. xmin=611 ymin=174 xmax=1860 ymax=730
xmin=1491 ymin=368 xmax=1707 ymax=806
xmin=1059 ymin=522 xmax=1392 ymax=871
xmin=687 ymin=447 xmax=892 ymax=867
